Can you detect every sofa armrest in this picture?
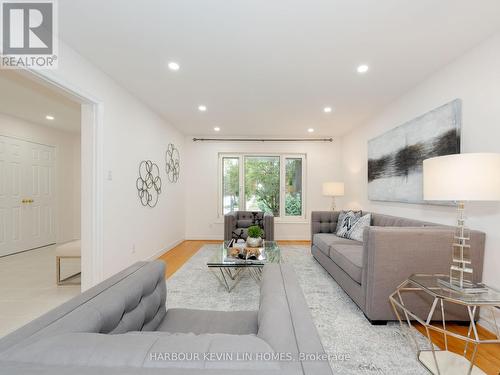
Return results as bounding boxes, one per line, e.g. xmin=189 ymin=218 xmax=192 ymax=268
xmin=362 ymin=227 xmax=485 ymax=321
xmin=263 ymin=212 xmax=274 ymax=241
xmin=224 ymin=212 xmax=237 ymax=241
xmin=0 ymin=261 xmax=167 ymax=353
xmin=258 ymin=264 xmax=333 ymax=375
xmin=311 ymin=211 xmax=340 ymax=241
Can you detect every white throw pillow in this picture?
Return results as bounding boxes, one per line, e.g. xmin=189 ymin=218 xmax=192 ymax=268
xmin=336 ymin=210 xmax=362 ymax=237
xmin=345 ymin=213 xmax=371 ymax=242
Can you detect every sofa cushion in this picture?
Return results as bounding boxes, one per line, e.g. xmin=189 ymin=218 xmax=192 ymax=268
xmin=313 ymin=233 xmax=362 ymax=256
xmin=157 ymin=308 xmax=258 ymax=335
xmin=237 ymin=219 xmax=254 ymax=228
xmin=328 ymin=244 xmax=363 ymax=284
xmin=0 ymin=332 xmax=279 ymax=370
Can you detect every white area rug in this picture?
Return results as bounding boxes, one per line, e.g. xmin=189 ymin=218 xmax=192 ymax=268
xmin=167 ymin=244 xmax=428 ymax=374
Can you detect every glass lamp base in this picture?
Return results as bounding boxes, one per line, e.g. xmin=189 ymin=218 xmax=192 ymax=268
xmin=438 ymin=277 xmax=488 ymax=294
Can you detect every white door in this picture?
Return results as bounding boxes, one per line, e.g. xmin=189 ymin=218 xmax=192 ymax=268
xmin=0 ymin=136 xmax=56 ymax=256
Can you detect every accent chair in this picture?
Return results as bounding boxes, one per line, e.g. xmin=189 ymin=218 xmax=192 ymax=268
xmin=224 ymin=211 xmax=275 ymax=241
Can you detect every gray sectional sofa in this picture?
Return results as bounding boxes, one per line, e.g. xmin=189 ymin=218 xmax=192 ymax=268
xmin=311 ymin=211 xmax=486 ymax=324
xmin=0 ymin=261 xmax=332 ymax=375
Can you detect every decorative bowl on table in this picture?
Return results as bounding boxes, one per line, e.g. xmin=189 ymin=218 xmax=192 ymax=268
xmin=246 ymin=236 xmax=262 ymax=248
xmin=246 ymin=225 xmax=264 ymax=248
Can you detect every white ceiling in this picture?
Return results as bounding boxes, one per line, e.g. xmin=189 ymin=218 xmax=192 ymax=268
xmin=59 ymin=0 xmax=500 ymax=137
xmin=0 ymin=70 xmax=81 ymax=133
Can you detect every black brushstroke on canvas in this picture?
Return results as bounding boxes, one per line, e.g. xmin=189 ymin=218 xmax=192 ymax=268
xmin=368 ymin=129 xmax=460 ymax=182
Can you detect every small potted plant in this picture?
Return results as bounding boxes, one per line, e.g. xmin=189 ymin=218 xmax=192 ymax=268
xmin=246 ymin=225 xmax=263 ymax=248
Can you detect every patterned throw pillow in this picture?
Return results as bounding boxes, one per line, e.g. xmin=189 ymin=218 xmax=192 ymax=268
xmin=346 ymin=213 xmax=371 ymax=242
xmin=336 ymin=210 xmax=362 ymax=237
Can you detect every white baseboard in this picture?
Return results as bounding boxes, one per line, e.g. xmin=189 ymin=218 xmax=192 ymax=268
xmin=275 ymin=236 xmax=310 ymax=241
xmin=145 ymin=238 xmax=185 ymax=261
xmin=185 ymin=235 xmax=223 ymax=240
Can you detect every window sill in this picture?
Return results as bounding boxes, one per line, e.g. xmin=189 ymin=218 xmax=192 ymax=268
xmin=275 ymin=219 xmax=308 ymax=224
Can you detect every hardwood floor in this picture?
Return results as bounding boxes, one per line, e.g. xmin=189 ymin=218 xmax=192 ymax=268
xmin=158 ymin=240 xmax=219 ymax=279
xmin=159 ymin=240 xmax=500 ymax=374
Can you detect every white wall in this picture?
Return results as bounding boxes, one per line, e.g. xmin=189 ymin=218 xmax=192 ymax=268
xmin=340 ymin=32 xmax=500 ymax=325
xmin=0 ymin=113 xmax=81 ymax=244
xmin=41 ymin=42 xmax=185 ymax=281
xmin=184 ymin=138 xmax=342 ymax=240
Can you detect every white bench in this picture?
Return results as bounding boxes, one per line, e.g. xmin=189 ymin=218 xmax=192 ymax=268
xmin=55 ymin=240 xmax=81 ymax=285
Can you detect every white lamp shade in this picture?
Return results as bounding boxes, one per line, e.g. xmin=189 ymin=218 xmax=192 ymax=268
xmin=322 ymin=182 xmax=344 ymax=197
xmin=423 ymin=153 xmax=500 ymax=201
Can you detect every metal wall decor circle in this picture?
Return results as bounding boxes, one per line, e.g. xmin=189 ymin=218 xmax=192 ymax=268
xmin=165 ymin=143 xmax=180 ymax=183
xmin=136 ymin=160 xmax=162 ymax=207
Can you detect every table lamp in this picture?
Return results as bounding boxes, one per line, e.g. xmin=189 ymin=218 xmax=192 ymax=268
xmin=423 ymin=153 xmax=500 ymax=293
xmin=322 ymin=182 xmax=344 ymax=211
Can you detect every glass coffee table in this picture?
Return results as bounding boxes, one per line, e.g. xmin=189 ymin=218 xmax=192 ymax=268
xmin=207 ymin=241 xmax=281 ymax=292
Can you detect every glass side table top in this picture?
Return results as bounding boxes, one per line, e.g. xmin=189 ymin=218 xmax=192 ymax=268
xmin=407 ymin=274 xmax=500 ymax=305
xmin=207 ymin=241 xmax=281 ymax=267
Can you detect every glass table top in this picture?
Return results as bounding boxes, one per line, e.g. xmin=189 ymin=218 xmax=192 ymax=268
xmin=207 ymin=241 xmax=281 ymax=267
xmin=407 ymin=274 xmax=500 ymax=305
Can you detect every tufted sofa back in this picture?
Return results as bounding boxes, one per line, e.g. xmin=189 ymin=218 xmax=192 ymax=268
xmin=368 ymin=212 xmax=439 ymax=227
xmin=310 ymin=211 xmax=341 ymax=240
xmin=0 ymin=261 xmax=166 ymax=353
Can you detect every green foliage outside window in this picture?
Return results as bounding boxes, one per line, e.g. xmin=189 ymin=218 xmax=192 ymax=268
xmin=285 ymin=193 xmax=302 ymax=216
xmin=223 ymin=155 xmax=303 ymax=217
xmin=245 ymin=157 xmax=280 ymax=216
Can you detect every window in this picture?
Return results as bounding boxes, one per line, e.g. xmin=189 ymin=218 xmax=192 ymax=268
xmin=244 ymin=156 xmax=280 ymax=216
xmin=222 ymin=157 xmax=240 ymax=214
xmin=219 ymin=154 xmax=306 ymax=220
xmin=285 ymin=158 xmax=303 ymax=216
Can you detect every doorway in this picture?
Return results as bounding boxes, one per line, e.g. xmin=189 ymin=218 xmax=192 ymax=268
xmin=0 ymin=69 xmax=87 ymax=337
xmin=0 ymin=136 xmax=56 ymax=256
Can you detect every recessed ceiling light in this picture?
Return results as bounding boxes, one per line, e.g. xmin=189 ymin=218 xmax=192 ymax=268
xmin=45 ymin=115 xmax=54 ymax=120
xmin=167 ymin=61 xmax=180 ymax=71
xmin=214 ymin=127 xmax=221 ymax=132
xmin=198 ymin=105 xmax=207 ymax=112
xmin=357 ymin=64 xmax=369 ymax=74
xmin=323 ymin=107 xmax=333 ymax=113
xmin=307 ymin=128 xmax=314 ymax=133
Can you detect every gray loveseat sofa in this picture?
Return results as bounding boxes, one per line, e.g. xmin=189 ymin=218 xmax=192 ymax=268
xmin=0 ymin=261 xmax=331 ymax=375
xmin=311 ymin=211 xmax=485 ymax=324
xmin=224 ymin=211 xmax=275 ymax=241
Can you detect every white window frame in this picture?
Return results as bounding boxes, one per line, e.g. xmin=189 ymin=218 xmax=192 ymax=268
xmin=218 ymin=153 xmax=307 ymax=222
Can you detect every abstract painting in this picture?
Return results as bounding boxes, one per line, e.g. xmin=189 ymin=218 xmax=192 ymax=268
xmin=368 ymin=99 xmax=461 ymax=204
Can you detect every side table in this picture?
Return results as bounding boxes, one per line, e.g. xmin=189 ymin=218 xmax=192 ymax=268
xmin=389 ymin=274 xmax=500 ymax=375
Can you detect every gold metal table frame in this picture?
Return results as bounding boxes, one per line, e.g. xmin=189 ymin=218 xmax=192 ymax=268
xmin=389 ymin=274 xmax=500 ymax=375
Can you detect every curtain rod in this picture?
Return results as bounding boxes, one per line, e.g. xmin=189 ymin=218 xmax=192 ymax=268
xmin=192 ymin=137 xmax=333 ymax=142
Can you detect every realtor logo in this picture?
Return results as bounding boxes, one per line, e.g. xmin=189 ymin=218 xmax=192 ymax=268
xmin=1 ymin=0 xmax=58 ymax=69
